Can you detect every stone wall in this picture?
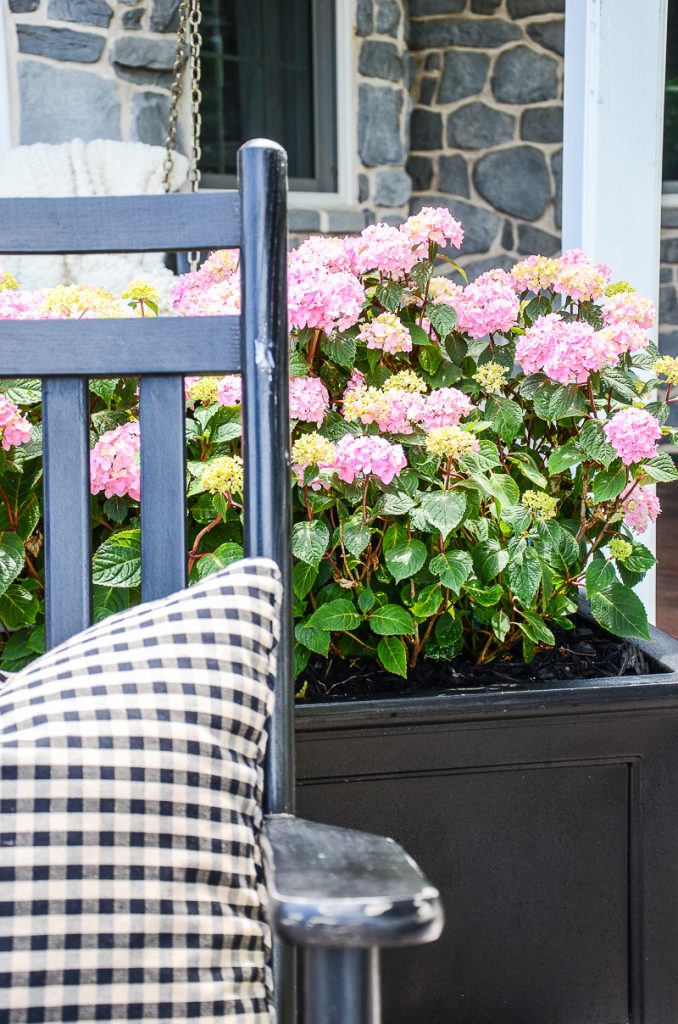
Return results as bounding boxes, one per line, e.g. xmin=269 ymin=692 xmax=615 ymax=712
xmin=406 ymin=0 xmax=564 ymax=276
xmin=3 ymin=0 xmax=180 ymax=148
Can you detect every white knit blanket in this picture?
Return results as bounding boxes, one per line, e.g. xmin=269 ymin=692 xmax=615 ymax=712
xmin=0 ymin=139 xmax=189 ymax=305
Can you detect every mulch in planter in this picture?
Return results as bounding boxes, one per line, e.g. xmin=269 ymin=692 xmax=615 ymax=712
xmin=299 ymin=618 xmax=662 ymax=703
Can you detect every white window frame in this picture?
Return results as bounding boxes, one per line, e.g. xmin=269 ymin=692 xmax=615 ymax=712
xmin=562 ymin=0 xmax=669 ymax=622
xmin=288 ymin=0 xmax=355 ymax=210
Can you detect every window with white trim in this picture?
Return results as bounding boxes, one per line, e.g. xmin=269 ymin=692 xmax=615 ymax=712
xmin=200 ymin=0 xmax=338 ymax=194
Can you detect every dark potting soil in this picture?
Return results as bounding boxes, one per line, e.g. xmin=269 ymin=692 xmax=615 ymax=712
xmin=299 ymin=617 xmax=661 ymax=703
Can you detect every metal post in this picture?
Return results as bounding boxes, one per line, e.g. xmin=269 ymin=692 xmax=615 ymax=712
xmin=304 ymin=948 xmax=381 ymax=1024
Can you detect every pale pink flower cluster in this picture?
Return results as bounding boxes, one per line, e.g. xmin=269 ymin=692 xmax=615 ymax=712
xmin=603 ymin=408 xmax=662 ymax=465
xmin=289 ymin=376 xmax=330 ymax=426
xmin=90 ymin=421 xmax=140 ymax=501
xmin=420 ymin=387 xmax=472 ymax=431
xmin=0 ymin=290 xmax=43 ymax=320
xmin=173 ymin=273 xmax=241 ymax=317
xmin=287 ymin=259 xmax=364 ymax=333
xmin=401 ymin=206 xmax=464 ymax=253
xmin=427 ymin=276 xmax=462 ymax=306
xmin=358 ymin=312 xmax=412 ymax=353
xmin=0 ymin=396 xmax=31 ymax=451
xmin=603 ymin=290 xmax=655 ymax=331
xmin=217 ymin=375 xmax=242 ymax=406
xmin=344 ymin=368 xmax=366 ymax=393
xmin=347 ymin=223 xmax=420 ymax=279
xmin=201 ymin=249 xmax=239 ymax=280
xmin=343 ymin=384 xmax=425 ymax=434
xmin=596 ymin=322 xmax=649 ymax=358
xmin=333 ymin=434 xmax=407 ymax=486
xmin=551 ymin=249 xmax=611 ymax=302
xmin=516 ymin=313 xmax=618 ymax=384
xmin=292 ymin=235 xmax=354 ymax=274
xmin=455 ymin=269 xmax=520 ymax=339
xmin=511 ymin=250 xmax=611 ymax=301
xmin=622 ymin=486 xmax=662 ymax=534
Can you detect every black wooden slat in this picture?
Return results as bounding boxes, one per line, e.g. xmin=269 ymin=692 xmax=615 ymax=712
xmin=238 ymin=135 xmax=293 ymax=1024
xmin=238 ymin=141 xmax=292 ymax=807
xmin=140 ymin=376 xmax=187 ymax=602
xmin=0 ymin=193 xmax=240 ymax=254
xmin=42 ymin=377 xmax=91 ymax=648
xmin=0 ymin=316 xmax=240 ymax=376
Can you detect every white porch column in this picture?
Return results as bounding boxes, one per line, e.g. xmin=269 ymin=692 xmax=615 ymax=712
xmin=0 ymin=7 xmax=12 ymax=153
xmin=562 ymin=0 xmax=669 ymax=622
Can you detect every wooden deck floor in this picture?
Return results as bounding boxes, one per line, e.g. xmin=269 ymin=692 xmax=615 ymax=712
xmin=656 ymin=483 xmax=678 ymax=636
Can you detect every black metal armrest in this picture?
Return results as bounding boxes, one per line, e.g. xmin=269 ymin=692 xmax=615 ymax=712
xmin=261 ymin=814 xmax=444 ymax=949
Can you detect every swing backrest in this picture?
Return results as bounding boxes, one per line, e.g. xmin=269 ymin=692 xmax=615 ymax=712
xmin=0 ymin=139 xmax=294 ymax=815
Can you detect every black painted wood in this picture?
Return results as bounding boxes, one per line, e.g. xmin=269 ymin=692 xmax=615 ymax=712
xmin=0 ymin=316 xmax=240 ymax=376
xmin=295 ymin=631 xmax=678 ymax=1024
xmin=238 ymin=141 xmax=294 ymax=818
xmin=140 ymin=376 xmax=186 ymax=602
xmin=42 ymin=377 xmax=91 ymax=648
xmin=262 ymin=815 xmax=443 ymax=948
xmin=0 ymin=193 xmax=240 ymax=254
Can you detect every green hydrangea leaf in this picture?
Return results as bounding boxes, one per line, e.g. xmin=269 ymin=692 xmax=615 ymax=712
xmin=92 ymin=529 xmax=141 ymax=588
xmin=418 ymin=490 xmax=467 ymax=539
xmin=429 ymin=549 xmax=473 ymax=593
xmin=292 ymin=520 xmax=330 ymax=567
xmin=377 ymin=635 xmax=408 ymax=677
xmin=0 ymin=533 xmax=25 ymax=597
xmin=369 ymin=603 xmax=415 ymax=636
xmin=590 ymin=583 xmax=651 ymax=641
xmin=307 ymin=598 xmax=361 ymax=632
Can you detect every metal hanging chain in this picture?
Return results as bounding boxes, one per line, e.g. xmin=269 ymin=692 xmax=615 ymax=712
xmin=163 ymin=0 xmax=203 ymax=271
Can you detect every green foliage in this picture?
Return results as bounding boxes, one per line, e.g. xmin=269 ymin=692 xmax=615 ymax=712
xmin=0 ymin=238 xmax=673 ymax=689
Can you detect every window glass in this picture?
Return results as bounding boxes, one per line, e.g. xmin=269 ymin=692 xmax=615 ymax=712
xmin=200 ymin=0 xmax=336 ymax=192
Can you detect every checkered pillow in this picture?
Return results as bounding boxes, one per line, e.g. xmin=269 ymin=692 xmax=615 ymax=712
xmin=0 ymin=558 xmax=281 ymax=1023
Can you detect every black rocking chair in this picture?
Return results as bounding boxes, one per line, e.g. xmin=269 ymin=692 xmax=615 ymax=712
xmin=0 ymin=140 xmax=443 ymax=1022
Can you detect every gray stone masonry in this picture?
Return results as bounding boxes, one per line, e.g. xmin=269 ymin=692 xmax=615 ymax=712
xmin=408 ymin=0 xmax=564 ymax=277
xmin=5 ymin=0 xmax=185 ymax=151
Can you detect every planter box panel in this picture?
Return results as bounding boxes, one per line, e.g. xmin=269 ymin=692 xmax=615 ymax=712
xmin=296 ymin=663 xmax=678 ymax=1023
xmin=298 ymin=759 xmax=631 ymax=1024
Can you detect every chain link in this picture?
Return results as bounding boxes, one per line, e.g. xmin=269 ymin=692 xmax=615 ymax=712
xmin=163 ymin=0 xmax=203 ymax=271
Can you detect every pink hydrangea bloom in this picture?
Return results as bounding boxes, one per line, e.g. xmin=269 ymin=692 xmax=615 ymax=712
xmin=333 ymin=434 xmax=407 ymax=485
xmin=401 ymin=207 xmax=464 ymax=253
xmin=427 ymin=276 xmax=462 ymax=306
xmin=201 ymin=249 xmax=239 ymax=280
xmin=597 ymin=322 xmax=649 ymax=358
xmin=292 ymin=235 xmax=354 ymax=274
xmin=358 ymin=312 xmax=412 ymax=354
xmin=516 ymin=313 xmax=618 ymax=384
xmin=551 ymin=249 xmax=611 ymax=302
xmin=289 ymin=375 xmax=330 ymax=426
xmin=420 ymin=387 xmax=472 ymax=431
xmin=0 ymin=396 xmax=31 ymax=451
xmin=344 ymin=368 xmax=366 ymax=394
xmin=343 ymin=384 xmax=425 ymax=434
xmin=288 ymin=258 xmax=364 ymax=333
xmin=455 ymin=269 xmax=520 ymax=339
xmin=346 ymin=223 xmax=420 ymax=279
xmin=0 ymin=289 xmax=43 ymax=320
xmin=603 ymin=291 xmax=655 ymax=331
xmin=603 ymin=408 xmax=662 ymax=465
xmin=622 ymin=486 xmax=661 ymax=534
xmin=90 ymin=421 xmax=140 ymax=501
xmin=510 ymin=254 xmax=559 ymax=293
xmin=174 ymin=275 xmax=241 ymax=317
xmin=217 ymin=375 xmax=242 ymax=406
xmin=170 ymin=270 xmax=205 ymax=314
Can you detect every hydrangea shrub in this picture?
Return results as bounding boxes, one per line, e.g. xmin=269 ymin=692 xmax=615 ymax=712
xmin=1 ymin=216 xmax=677 ymax=684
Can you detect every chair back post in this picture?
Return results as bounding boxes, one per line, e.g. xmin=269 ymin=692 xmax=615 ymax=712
xmin=238 ymin=139 xmax=294 ymax=816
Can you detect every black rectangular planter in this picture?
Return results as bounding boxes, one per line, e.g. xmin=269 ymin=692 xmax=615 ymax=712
xmin=295 ymin=624 xmax=678 ymax=1024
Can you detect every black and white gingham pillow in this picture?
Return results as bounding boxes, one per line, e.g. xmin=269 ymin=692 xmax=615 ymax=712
xmin=0 ymin=558 xmax=281 ymax=1023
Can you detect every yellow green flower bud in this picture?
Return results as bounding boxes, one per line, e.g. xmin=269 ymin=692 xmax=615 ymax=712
xmin=473 ymin=361 xmax=509 ymax=394
xmin=188 ymin=377 xmax=220 ymax=404
xmin=383 ymin=370 xmax=427 ymax=394
xmin=291 ymin=432 xmax=336 ymax=468
xmin=200 ymin=455 xmax=244 ymax=495
xmin=605 ymin=280 xmax=635 ymax=296
xmin=521 ymin=489 xmax=558 ymax=521
xmin=122 ymin=279 xmax=161 ymax=305
xmin=0 ymin=271 xmax=19 ymax=291
xmin=608 ymin=538 xmax=633 ymax=562
xmin=425 ymin=426 xmax=479 ymax=459
xmin=654 ymin=356 xmax=678 ymax=386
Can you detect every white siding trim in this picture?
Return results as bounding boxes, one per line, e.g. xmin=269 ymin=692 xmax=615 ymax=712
xmin=562 ymin=0 xmax=669 ymax=621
